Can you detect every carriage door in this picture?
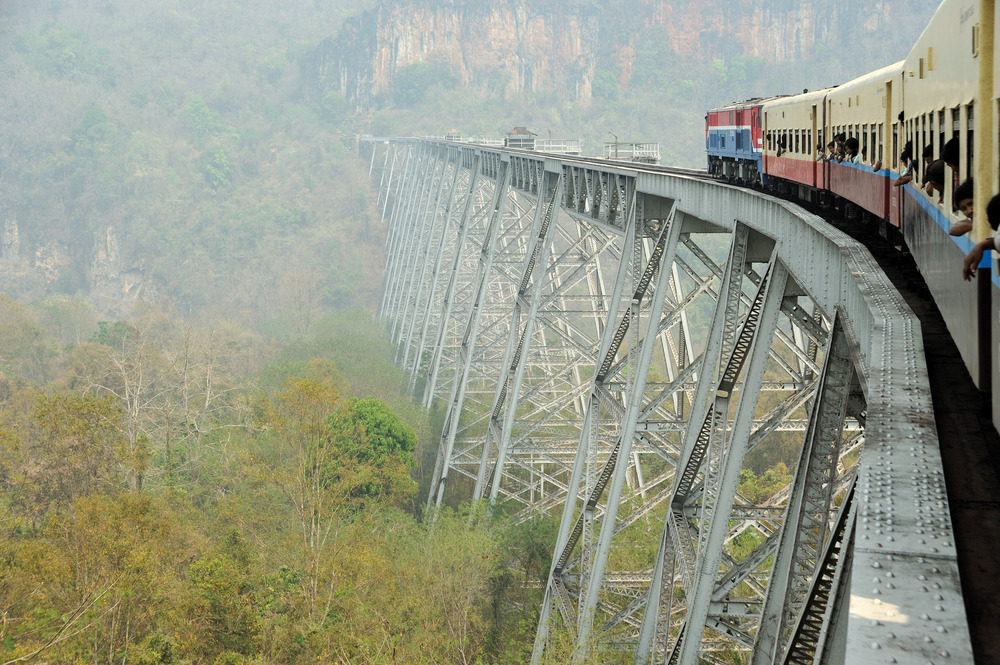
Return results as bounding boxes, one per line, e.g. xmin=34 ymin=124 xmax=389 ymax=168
xmin=752 ymin=108 xmax=762 ymax=159
xmin=887 ymin=78 xmax=902 ymax=228
xmin=811 ymin=104 xmax=819 ymax=188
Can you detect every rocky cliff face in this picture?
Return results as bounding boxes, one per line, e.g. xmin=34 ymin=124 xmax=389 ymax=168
xmin=318 ymin=0 xmax=936 ymax=109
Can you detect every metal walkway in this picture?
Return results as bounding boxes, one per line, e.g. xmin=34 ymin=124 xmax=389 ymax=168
xmin=365 ymin=138 xmax=974 ymax=665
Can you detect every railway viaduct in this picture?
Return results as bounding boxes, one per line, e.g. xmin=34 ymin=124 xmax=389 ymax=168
xmin=364 ymin=137 xmax=974 ymax=665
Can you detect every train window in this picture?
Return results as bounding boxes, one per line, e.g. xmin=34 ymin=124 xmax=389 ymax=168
xmin=939 ymin=109 xmax=948 ymax=158
xmin=795 ymin=130 xmax=800 ymax=154
xmin=966 ymin=104 xmax=975 ymax=179
xmin=892 ymin=125 xmax=898 ymax=169
xmin=730 ymin=111 xmax=735 ymax=125
xmin=967 ymin=131 xmax=974 ymax=179
xmin=952 ymin=107 xmax=960 ymax=132
xmin=922 ymin=114 xmax=929 ymax=157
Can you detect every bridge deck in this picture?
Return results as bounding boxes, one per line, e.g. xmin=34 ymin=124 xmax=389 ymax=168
xmin=830 ymin=214 xmax=1000 ymax=665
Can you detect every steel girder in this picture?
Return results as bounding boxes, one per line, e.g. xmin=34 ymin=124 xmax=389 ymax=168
xmin=364 ymin=138 xmax=974 ymax=665
xmin=378 ymin=145 xmax=851 ymax=661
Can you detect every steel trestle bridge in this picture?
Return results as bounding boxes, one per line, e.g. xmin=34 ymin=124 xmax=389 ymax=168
xmin=365 ymin=137 xmax=974 ymax=665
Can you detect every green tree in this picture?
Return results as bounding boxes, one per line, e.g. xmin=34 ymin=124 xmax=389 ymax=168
xmin=7 ymin=392 xmax=130 ymax=512
xmin=188 ymin=531 xmax=263 ymax=660
xmin=738 ymin=462 xmax=793 ymax=504
xmin=184 ymin=94 xmax=223 ymax=140
xmin=200 ymin=147 xmax=232 ymax=189
xmin=326 ymin=396 xmax=418 ymax=504
xmin=263 ymin=374 xmax=344 ymax=629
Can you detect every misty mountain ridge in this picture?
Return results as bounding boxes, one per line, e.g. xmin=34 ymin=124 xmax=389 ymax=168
xmin=1 ymin=0 xmax=939 ymax=317
xmin=318 ymin=0 xmax=939 ymax=111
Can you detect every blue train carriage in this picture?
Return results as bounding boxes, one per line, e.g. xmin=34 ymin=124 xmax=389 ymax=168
xmin=706 ymin=99 xmax=770 ymax=184
xmin=898 ymin=0 xmax=991 ymax=390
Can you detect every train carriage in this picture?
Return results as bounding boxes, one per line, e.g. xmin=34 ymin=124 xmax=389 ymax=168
xmin=898 ymin=0 xmax=987 ymax=387
xmin=762 ymin=88 xmax=832 ymax=193
xmin=826 ymin=62 xmax=901 ymax=224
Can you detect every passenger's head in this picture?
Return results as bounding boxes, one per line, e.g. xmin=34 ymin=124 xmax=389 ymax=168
xmin=925 ymin=159 xmax=945 ymax=188
xmin=901 ymin=140 xmax=913 ymax=162
xmin=954 ymin=179 xmax=974 ymax=219
xmin=988 ymin=194 xmax=1000 ymax=231
xmin=943 ymin=138 xmax=960 ymax=168
xmin=845 ymin=137 xmax=859 ymax=153
xmin=827 ymin=141 xmax=835 ymax=150
xmin=922 ymin=144 xmax=934 ymax=162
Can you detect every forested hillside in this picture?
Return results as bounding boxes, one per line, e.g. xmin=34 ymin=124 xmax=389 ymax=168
xmin=1 ymin=0 xmax=381 ymax=322
xmin=0 ymin=299 xmax=562 ymax=662
xmin=0 ymin=1 xmax=554 ymax=662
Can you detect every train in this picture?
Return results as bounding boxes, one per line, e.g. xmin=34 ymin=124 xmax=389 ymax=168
xmin=707 ymin=0 xmax=1000 ymax=424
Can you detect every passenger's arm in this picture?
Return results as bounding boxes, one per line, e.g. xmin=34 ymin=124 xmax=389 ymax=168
xmin=949 ymin=220 xmax=973 ymax=237
xmin=963 ymin=237 xmax=995 ymax=281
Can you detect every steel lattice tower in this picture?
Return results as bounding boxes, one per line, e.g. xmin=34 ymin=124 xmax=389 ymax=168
xmin=366 ymin=138 xmax=974 ymax=665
